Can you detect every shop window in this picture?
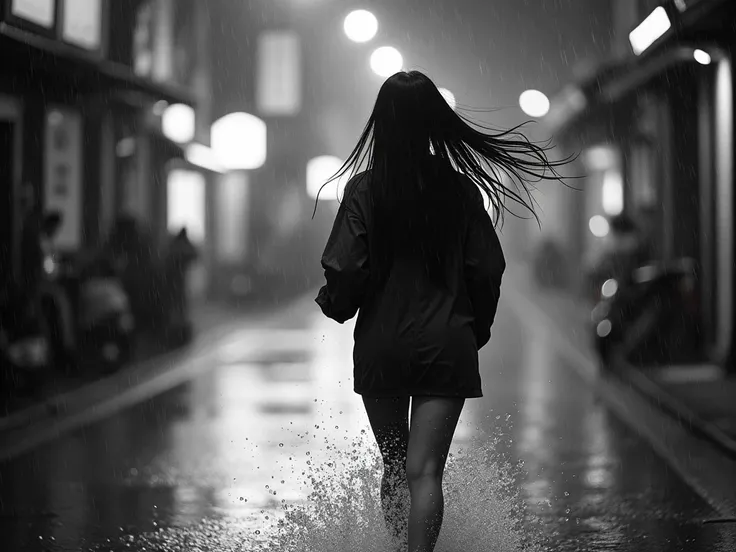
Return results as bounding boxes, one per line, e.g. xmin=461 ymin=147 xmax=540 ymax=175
xmin=167 ymin=169 xmax=205 ymax=246
xmin=9 ymin=0 xmax=55 ymax=29
xmin=61 ymin=0 xmax=103 ymax=51
xmin=6 ymin=0 xmax=106 ymax=53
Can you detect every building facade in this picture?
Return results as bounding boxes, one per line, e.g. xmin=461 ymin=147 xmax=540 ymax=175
xmin=545 ymin=0 xmax=735 ymax=369
xmin=0 ymin=0 xmax=211 ymax=289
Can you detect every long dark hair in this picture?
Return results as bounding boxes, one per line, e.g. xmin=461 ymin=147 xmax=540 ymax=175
xmin=314 ymin=70 xmax=573 ymax=290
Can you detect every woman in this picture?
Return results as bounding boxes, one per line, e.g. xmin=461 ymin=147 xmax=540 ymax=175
xmin=315 ymin=71 xmax=568 ymax=552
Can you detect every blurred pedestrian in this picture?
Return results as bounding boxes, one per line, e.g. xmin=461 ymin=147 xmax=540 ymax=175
xmin=314 ymin=70 xmax=569 ymax=552
xmin=19 ymin=182 xmax=43 ymax=293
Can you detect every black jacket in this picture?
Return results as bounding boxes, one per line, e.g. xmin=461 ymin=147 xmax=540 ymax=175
xmin=316 ymin=168 xmax=505 ymax=398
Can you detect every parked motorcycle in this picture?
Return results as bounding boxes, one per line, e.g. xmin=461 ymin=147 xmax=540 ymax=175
xmin=40 ymin=213 xmax=134 ymax=374
xmin=591 ymin=257 xmax=700 ymax=366
xmin=583 ymin=213 xmax=648 ymax=303
xmin=0 ymin=283 xmax=50 ymax=396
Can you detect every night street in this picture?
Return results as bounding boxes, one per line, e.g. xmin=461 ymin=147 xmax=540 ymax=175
xmin=2 ymin=0 xmax=736 ymax=551
xmin=2 ymin=283 xmax=735 ymax=552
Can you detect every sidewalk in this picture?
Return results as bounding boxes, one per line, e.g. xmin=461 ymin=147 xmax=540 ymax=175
xmin=0 ymin=299 xmax=277 ymax=435
xmin=505 ymin=258 xmax=736 ymax=460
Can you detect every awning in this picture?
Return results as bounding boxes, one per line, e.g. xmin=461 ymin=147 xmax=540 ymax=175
xmin=545 ymin=0 xmax=734 ymax=138
xmin=0 ymin=22 xmax=196 ymax=106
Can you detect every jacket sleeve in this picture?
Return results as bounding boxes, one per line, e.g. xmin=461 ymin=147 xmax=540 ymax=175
xmin=464 ymin=192 xmax=506 ymax=350
xmin=315 ymin=181 xmax=370 ymax=324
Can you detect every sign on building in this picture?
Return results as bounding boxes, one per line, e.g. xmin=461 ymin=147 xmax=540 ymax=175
xmin=256 ymin=30 xmax=302 ymax=116
xmin=44 ymin=106 xmax=83 ymax=250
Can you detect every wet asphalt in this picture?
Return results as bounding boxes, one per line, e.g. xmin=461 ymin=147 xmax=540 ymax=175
xmin=1 ymin=292 xmax=735 ymax=552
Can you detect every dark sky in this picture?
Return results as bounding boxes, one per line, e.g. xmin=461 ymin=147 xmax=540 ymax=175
xmin=207 ymin=0 xmax=615 ymax=156
xmin=366 ymin=0 xmax=614 ymax=116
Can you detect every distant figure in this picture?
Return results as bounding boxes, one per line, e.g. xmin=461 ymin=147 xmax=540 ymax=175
xmin=314 ymin=71 xmax=568 ymax=551
xmin=166 ymin=227 xmax=198 ymax=317
xmin=19 ymin=183 xmax=43 ymax=292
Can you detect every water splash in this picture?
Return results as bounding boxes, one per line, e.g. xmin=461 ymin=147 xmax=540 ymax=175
xmin=103 ymin=425 xmax=548 ymax=552
xmin=257 ymin=429 xmax=546 ymax=552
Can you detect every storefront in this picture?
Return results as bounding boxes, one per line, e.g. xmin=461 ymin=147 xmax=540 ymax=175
xmin=546 ymin=0 xmax=735 ymax=368
xmin=0 ymin=0 xmax=205 ymax=286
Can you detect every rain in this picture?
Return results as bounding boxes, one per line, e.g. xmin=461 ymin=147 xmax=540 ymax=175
xmin=1 ymin=0 xmax=736 ymax=551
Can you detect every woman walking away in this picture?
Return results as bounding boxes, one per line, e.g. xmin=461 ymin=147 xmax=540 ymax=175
xmin=314 ymin=70 xmax=569 ymax=552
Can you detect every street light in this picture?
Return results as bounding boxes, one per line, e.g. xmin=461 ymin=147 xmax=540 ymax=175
xmin=344 ymin=9 xmax=378 ymax=43
xmin=629 ymin=6 xmax=671 ymax=56
xmin=519 ymin=89 xmax=550 ymax=118
xmin=693 ymin=48 xmax=712 ymax=65
xmin=211 ymin=112 xmax=267 ymax=171
xmin=370 ymin=46 xmax=403 ymax=77
xmin=162 ymin=103 xmax=195 ymax=144
xmin=307 ymin=155 xmax=349 ymax=201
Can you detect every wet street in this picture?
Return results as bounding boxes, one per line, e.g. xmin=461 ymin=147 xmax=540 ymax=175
xmin=1 ymin=290 xmax=735 ymax=552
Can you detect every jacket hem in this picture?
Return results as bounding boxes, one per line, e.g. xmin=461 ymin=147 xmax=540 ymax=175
xmin=355 ymin=388 xmax=483 ymax=399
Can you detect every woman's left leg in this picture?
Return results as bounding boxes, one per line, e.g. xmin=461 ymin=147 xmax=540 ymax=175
xmin=362 ymin=396 xmax=411 ymax=548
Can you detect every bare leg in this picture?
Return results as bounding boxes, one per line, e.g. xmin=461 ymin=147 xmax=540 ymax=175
xmin=405 ymin=396 xmax=465 ymax=552
xmin=362 ymin=396 xmax=411 ymax=550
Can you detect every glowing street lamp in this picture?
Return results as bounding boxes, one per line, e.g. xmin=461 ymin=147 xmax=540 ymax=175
xmin=519 ymin=89 xmax=550 ymax=118
xmin=211 ymin=112 xmax=267 ymax=171
xmin=307 ymin=156 xmax=349 ymax=201
xmin=344 ymin=9 xmax=378 ymax=43
xmin=693 ymin=48 xmax=712 ymax=65
xmin=185 ymin=143 xmax=225 ymax=174
xmin=370 ymin=46 xmax=403 ymax=78
xmin=629 ymin=6 xmax=671 ymax=56
xmin=162 ymin=103 xmax=195 ymax=144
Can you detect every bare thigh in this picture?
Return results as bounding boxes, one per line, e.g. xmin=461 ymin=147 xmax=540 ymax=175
xmin=406 ymin=396 xmax=465 ymax=480
xmin=362 ymin=396 xmax=411 ymax=465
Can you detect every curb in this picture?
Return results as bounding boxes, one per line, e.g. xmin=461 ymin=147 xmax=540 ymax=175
xmin=0 ymin=314 xmax=237 ymax=435
xmin=503 ymin=260 xmax=736 ymax=518
xmin=506 ymin=259 xmax=736 ymax=460
xmin=0 ymin=290 xmax=321 ymax=459
xmin=614 ymin=358 xmax=736 ymax=460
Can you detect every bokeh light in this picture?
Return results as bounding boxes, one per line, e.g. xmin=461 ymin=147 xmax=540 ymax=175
xmin=211 ymin=112 xmax=267 ymax=171
xmin=370 ymin=46 xmax=403 ymax=77
xmin=307 ymin=156 xmax=349 ymax=201
xmin=519 ymin=89 xmax=550 ymax=118
xmin=693 ymin=48 xmax=712 ymax=65
xmin=589 ymin=215 xmax=610 ymax=238
xmin=343 ymin=10 xmax=378 ymax=43
xmin=162 ymin=103 xmax=195 ymax=144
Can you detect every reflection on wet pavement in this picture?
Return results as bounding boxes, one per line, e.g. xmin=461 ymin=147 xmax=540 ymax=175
xmin=1 ymin=298 xmax=735 ymax=551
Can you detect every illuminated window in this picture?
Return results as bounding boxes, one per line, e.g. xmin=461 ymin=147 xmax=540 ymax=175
xmin=167 ymin=170 xmax=205 ymax=245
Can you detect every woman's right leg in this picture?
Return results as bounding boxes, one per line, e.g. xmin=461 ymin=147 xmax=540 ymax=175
xmin=362 ymin=396 xmax=411 ymax=549
xmin=405 ymin=396 xmax=465 ymax=552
